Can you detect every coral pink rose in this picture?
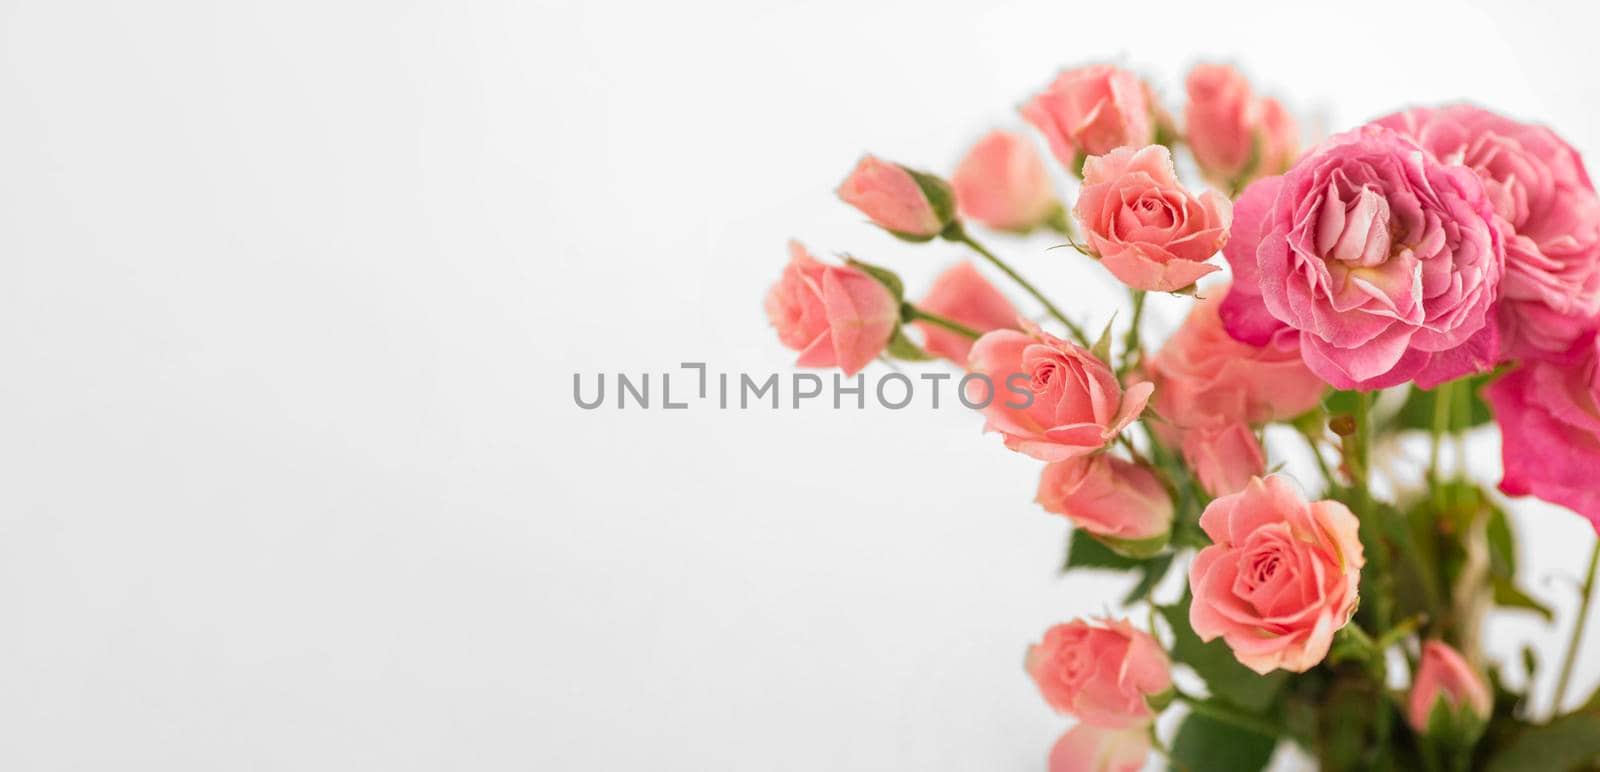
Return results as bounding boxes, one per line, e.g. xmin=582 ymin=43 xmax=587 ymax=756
xmin=1148 ymin=287 xmax=1326 ymax=428
xmin=952 ymin=130 xmax=1059 ymax=232
xmin=1189 ymin=475 xmax=1364 ymax=674
xmin=1181 ymin=422 xmax=1266 ymax=498
xmin=1037 ymin=454 xmax=1172 ymax=555
xmin=965 ymin=325 xmax=1154 ymax=462
xmin=912 ymin=262 xmax=1018 ymax=366
xmin=836 ymin=155 xmax=954 ymax=240
xmin=1026 ymin=618 xmax=1172 ymax=728
xmin=1407 ymin=640 xmax=1492 ymax=733
xmin=1373 ymin=105 xmax=1600 ymax=362
xmin=1022 ymin=65 xmax=1154 ymax=172
xmin=1483 ymin=336 xmax=1600 ymax=532
xmin=1219 ymin=127 xmax=1505 ymax=390
xmin=763 ymin=241 xmax=898 ymax=376
xmin=1183 ymin=64 xmax=1300 ymax=190
xmin=1048 ymin=724 xmax=1151 ymax=772
xmin=1074 ymin=145 xmax=1232 ymax=292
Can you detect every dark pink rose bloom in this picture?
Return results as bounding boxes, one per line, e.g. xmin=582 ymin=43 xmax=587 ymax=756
xmin=1219 ymin=126 xmax=1505 ymax=390
xmin=1483 ymin=336 xmax=1600 ymax=533
xmin=1372 ymin=105 xmax=1600 ymax=362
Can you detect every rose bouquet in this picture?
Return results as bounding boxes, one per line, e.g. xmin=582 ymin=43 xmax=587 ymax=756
xmin=765 ymin=62 xmax=1600 ymax=771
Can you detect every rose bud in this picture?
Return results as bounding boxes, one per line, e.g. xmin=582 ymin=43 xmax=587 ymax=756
xmin=1373 ymin=105 xmax=1600 ymax=363
xmin=1407 ymin=640 xmax=1492 ymax=741
xmin=1037 ymin=454 xmax=1173 ymax=557
xmin=1183 ymin=64 xmax=1300 ymax=190
xmin=1189 ymin=475 xmax=1364 ymax=674
xmin=1073 ymin=145 xmax=1232 ymax=293
xmin=912 ymin=262 xmax=1019 ymax=366
xmin=951 ymin=129 xmax=1059 ymax=232
xmin=1180 ymin=422 xmax=1266 ymax=498
xmin=836 ymin=155 xmax=954 ymax=241
xmin=763 ymin=241 xmax=898 ymax=376
xmin=1048 ymin=723 xmax=1151 ymax=772
xmin=1026 ymin=618 xmax=1172 ymax=728
xmin=1022 ymin=64 xmax=1154 ymax=173
xmin=1145 ymin=287 xmax=1326 ymax=495
xmin=1483 ymin=336 xmax=1600 ymax=533
xmin=965 ymin=324 xmax=1153 ymax=462
xmin=1219 ymin=127 xmax=1503 ymax=390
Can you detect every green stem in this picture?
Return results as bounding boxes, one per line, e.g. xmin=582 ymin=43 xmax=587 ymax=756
xmin=1119 ymin=289 xmax=1147 ymax=376
xmin=902 ymin=304 xmax=981 ymax=340
xmin=1428 ymin=382 xmax=1453 ymax=493
xmin=945 ymin=223 xmax=1091 ymax=346
xmin=1554 ymin=537 xmax=1600 ymax=712
xmin=1173 ymin=691 xmax=1283 ymax=738
xmin=1301 ymin=428 xmax=1340 ymax=493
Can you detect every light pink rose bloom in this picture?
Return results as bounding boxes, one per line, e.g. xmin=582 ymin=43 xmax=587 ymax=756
xmin=1483 ymin=337 xmax=1600 ymax=532
xmin=912 ymin=262 xmax=1018 ymax=366
xmin=965 ymin=325 xmax=1154 ymax=462
xmin=1148 ymin=287 xmax=1326 ymax=428
xmin=1048 ymin=723 xmax=1151 ymax=772
xmin=1181 ymin=422 xmax=1266 ymax=498
xmin=763 ymin=241 xmax=898 ymax=376
xmin=1407 ymin=640 xmax=1492 ymax=732
xmin=1219 ymin=127 xmax=1505 ymax=390
xmin=1074 ymin=145 xmax=1232 ymax=292
xmin=1189 ymin=475 xmax=1364 ymax=674
xmin=1373 ymin=105 xmax=1600 ymax=362
xmin=1037 ymin=454 xmax=1173 ymax=551
xmin=1022 ymin=65 xmax=1154 ymax=171
xmin=1026 ymin=618 xmax=1172 ymax=728
xmin=952 ymin=130 xmax=1058 ymax=232
xmin=1183 ymin=64 xmax=1299 ymax=189
xmin=836 ymin=155 xmax=953 ymax=240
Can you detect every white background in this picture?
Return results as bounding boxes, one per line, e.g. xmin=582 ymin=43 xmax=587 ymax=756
xmin=3 ymin=0 xmax=1600 ymax=769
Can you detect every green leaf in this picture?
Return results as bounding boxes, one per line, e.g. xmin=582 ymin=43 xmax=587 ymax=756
xmin=1062 ymin=528 xmax=1143 ymax=572
xmin=1484 ymin=709 xmax=1600 ymax=772
xmin=1122 ymin=553 xmax=1175 ymax=605
xmin=1158 ymin=594 xmax=1289 ymax=711
xmin=1491 ymin=575 xmax=1553 ymax=622
xmin=1091 ymin=313 xmax=1116 ymax=363
xmin=1168 ymin=712 xmax=1278 ymax=772
xmin=883 ymin=327 xmax=933 ymax=362
xmin=844 ymin=256 xmax=905 ymax=302
xmin=1392 ymin=375 xmax=1494 ymax=432
xmin=898 ymin=164 xmax=956 ymax=227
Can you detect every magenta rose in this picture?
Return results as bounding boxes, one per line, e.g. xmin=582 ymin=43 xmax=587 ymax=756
xmin=965 ymin=325 xmax=1153 ymax=461
xmin=1220 ymin=126 xmax=1505 ymax=390
xmin=1483 ymin=336 xmax=1600 ymax=533
xmin=1373 ymin=105 xmax=1600 ymax=362
xmin=1073 ymin=145 xmax=1232 ymax=292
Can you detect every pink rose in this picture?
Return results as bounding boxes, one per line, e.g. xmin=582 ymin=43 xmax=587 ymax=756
xmin=912 ymin=262 xmax=1018 ymax=366
xmin=1148 ymin=287 xmax=1326 ymax=429
xmin=1026 ymin=618 xmax=1172 ymax=728
xmin=1037 ymin=454 xmax=1172 ymax=554
xmin=1219 ymin=127 xmax=1505 ymax=390
xmin=1407 ymin=640 xmax=1492 ymax=733
xmin=1022 ymin=65 xmax=1154 ymax=172
xmin=1482 ymin=337 xmax=1600 ymax=532
xmin=1373 ymin=105 xmax=1600 ymax=362
xmin=1183 ymin=64 xmax=1300 ymax=189
xmin=1073 ymin=145 xmax=1232 ymax=292
xmin=1181 ymin=422 xmax=1266 ymax=498
xmin=1189 ymin=475 xmax=1364 ymax=674
xmin=951 ymin=130 xmax=1058 ymax=232
xmin=1048 ymin=724 xmax=1151 ymax=772
xmin=965 ymin=325 xmax=1154 ymax=462
xmin=763 ymin=241 xmax=898 ymax=376
xmin=836 ymin=155 xmax=954 ymax=240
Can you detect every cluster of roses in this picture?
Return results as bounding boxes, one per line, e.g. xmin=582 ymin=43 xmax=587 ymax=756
xmin=766 ymin=62 xmax=1600 ymax=770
